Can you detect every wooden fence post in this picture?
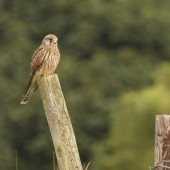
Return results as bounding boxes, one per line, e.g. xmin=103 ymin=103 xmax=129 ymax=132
xmin=37 ymin=74 xmax=83 ymax=170
xmin=154 ymin=115 xmax=170 ymax=170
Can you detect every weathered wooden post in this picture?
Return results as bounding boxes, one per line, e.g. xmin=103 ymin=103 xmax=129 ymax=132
xmin=154 ymin=115 xmax=170 ymax=170
xmin=37 ymin=74 xmax=83 ymax=170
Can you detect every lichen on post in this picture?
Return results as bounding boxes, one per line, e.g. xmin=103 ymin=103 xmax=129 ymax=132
xmin=37 ymin=74 xmax=83 ymax=170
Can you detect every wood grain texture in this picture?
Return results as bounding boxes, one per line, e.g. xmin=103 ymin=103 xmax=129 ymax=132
xmin=155 ymin=115 xmax=170 ymax=170
xmin=37 ymin=74 xmax=83 ymax=170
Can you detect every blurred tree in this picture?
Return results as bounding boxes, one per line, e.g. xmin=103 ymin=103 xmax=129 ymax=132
xmin=91 ymin=63 xmax=170 ymax=170
xmin=0 ymin=0 xmax=170 ymax=169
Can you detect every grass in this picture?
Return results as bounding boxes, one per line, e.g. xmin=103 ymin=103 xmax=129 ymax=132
xmin=15 ymin=149 xmax=18 ymax=170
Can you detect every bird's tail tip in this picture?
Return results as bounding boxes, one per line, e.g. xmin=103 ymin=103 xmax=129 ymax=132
xmin=20 ymin=83 xmax=36 ymax=105
xmin=20 ymin=100 xmax=27 ymax=104
xmin=20 ymin=96 xmax=29 ymax=104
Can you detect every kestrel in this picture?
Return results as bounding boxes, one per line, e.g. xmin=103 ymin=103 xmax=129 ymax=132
xmin=21 ymin=34 xmax=60 ymax=104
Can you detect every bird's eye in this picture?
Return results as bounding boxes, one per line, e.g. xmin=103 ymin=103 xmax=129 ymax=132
xmin=48 ymin=38 xmax=52 ymax=43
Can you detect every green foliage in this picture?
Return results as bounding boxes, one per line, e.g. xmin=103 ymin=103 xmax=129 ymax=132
xmin=0 ymin=0 xmax=170 ymax=169
xmin=91 ymin=63 xmax=170 ymax=170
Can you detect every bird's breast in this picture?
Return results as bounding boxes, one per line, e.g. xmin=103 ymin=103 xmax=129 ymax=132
xmin=41 ymin=46 xmax=60 ymax=75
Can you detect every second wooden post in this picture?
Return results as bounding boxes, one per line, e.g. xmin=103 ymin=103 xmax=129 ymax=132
xmin=155 ymin=115 xmax=170 ymax=170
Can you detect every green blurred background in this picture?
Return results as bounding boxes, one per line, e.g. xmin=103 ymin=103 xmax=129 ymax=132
xmin=0 ymin=0 xmax=170 ymax=169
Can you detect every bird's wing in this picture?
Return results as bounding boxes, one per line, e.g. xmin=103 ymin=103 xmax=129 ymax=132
xmin=30 ymin=46 xmax=46 ymax=76
xmin=21 ymin=46 xmax=45 ymax=100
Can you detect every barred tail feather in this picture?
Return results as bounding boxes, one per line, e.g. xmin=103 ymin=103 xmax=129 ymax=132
xmin=21 ymin=87 xmax=36 ymax=104
xmin=21 ymin=75 xmax=37 ymax=104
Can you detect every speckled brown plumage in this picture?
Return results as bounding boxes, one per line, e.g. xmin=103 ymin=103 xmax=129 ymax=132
xmin=21 ymin=34 xmax=60 ymax=104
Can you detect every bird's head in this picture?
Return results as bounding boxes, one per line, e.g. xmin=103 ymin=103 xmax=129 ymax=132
xmin=42 ymin=34 xmax=58 ymax=46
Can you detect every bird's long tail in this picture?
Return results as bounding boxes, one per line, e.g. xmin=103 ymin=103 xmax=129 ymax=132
xmin=21 ymin=75 xmax=37 ymax=104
